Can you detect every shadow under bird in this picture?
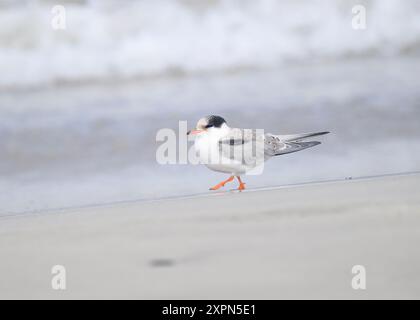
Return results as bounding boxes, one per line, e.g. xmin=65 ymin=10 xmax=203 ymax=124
xmin=187 ymin=115 xmax=329 ymax=191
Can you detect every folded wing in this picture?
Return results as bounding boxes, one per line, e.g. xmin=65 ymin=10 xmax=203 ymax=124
xmin=218 ymin=129 xmax=329 ymax=161
xmin=265 ymin=131 xmax=329 ymax=156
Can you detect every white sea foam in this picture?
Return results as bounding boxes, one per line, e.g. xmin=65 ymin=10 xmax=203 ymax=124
xmin=0 ymin=0 xmax=420 ymax=88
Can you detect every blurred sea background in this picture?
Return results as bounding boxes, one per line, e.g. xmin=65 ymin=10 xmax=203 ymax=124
xmin=1 ymin=0 xmax=420 ymax=215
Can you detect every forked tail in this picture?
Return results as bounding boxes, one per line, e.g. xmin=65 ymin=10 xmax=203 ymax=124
xmin=274 ymin=141 xmax=320 ymax=155
xmin=270 ymin=131 xmax=329 ymax=156
xmin=279 ymin=131 xmax=330 ymax=142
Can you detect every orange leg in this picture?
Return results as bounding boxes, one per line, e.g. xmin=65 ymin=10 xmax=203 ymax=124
xmin=209 ymin=176 xmax=234 ymax=190
xmin=236 ymin=176 xmax=246 ymax=191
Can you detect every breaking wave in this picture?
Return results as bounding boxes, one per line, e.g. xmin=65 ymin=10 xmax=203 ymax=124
xmin=1 ymin=0 xmax=420 ymax=88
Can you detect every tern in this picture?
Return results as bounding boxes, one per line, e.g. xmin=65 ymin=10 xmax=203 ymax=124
xmin=187 ymin=115 xmax=329 ymax=191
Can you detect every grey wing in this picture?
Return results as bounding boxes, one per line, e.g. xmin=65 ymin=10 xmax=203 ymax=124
xmin=218 ymin=128 xmax=266 ymax=165
xmin=265 ymin=132 xmax=326 ymax=156
xmin=277 ymin=131 xmax=329 ymax=142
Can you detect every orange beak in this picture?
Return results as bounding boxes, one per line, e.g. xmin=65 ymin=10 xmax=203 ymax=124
xmin=187 ymin=129 xmax=204 ymax=135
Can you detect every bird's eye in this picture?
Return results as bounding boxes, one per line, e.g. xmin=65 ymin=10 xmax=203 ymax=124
xmin=205 ymin=124 xmax=213 ymax=129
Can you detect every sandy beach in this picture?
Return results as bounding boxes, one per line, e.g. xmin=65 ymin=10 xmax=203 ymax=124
xmin=0 ymin=173 xmax=419 ymax=299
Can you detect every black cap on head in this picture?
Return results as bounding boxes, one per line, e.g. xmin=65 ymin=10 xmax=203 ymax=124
xmin=205 ymin=115 xmax=226 ymax=128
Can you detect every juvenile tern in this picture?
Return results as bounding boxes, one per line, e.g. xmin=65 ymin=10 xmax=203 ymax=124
xmin=187 ymin=115 xmax=329 ymax=191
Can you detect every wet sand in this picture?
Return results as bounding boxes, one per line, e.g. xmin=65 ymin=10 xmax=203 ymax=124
xmin=0 ymin=173 xmax=419 ymax=299
xmin=3 ymin=57 xmax=420 ymax=214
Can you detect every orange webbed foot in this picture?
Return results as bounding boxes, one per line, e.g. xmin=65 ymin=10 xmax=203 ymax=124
xmin=209 ymin=176 xmax=234 ymax=191
xmin=236 ymin=176 xmax=246 ymax=191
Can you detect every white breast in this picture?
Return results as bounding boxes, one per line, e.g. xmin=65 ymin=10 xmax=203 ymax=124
xmin=194 ymin=127 xmax=251 ymax=175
